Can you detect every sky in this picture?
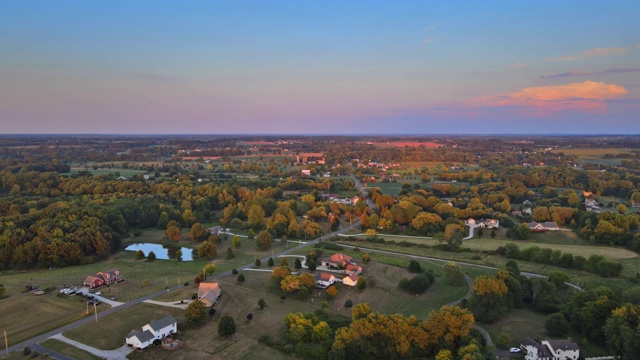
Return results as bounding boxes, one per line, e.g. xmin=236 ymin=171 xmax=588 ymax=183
xmin=1 ymin=1 xmax=639 ymax=135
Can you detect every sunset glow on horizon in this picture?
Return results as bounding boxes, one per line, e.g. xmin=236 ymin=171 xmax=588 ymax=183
xmin=1 ymin=1 xmax=639 ymax=134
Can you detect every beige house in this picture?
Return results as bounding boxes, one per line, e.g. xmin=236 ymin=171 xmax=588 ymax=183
xmin=342 ymin=273 xmax=358 ymax=287
xmin=197 ymin=282 xmax=222 ymax=307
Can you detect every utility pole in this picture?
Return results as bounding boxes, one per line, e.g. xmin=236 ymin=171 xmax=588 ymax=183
xmin=4 ymin=330 xmax=8 ymax=356
xmin=94 ymin=303 xmax=98 ymax=322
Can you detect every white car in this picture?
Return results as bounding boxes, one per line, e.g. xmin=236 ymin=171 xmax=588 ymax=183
xmin=95 ymin=291 xmax=102 ymax=296
xmin=509 ymin=347 xmax=521 ymax=353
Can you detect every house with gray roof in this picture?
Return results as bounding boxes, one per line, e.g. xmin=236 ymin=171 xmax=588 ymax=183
xmin=126 ymin=315 xmax=177 ymax=350
xmin=520 ymin=337 xmax=579 ymax=360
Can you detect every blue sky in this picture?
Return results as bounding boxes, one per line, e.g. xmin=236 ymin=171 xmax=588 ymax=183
xmin=1 ymin=1 xmax=639 ymax=134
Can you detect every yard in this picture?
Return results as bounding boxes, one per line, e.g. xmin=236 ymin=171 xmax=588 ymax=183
xmin=65 ymin=304 xmax=184 ymax=350
xmin=39 ymin=339 xmax=103 ymax=360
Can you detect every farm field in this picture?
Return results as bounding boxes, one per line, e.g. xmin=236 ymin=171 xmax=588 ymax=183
xmin=551 ymin=147 xmax=635 ymax=166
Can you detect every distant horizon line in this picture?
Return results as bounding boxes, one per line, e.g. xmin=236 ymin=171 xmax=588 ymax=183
xmin=1 ymin=133 xmax=640 ymax=137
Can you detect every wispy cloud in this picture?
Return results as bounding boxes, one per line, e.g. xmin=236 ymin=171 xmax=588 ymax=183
xmin=473 ymin=81 xmax=627 ymax=114
xmin=421 ymin=37 xmax=435 ymax=45
xmin=544 ymin=47 xmax=628 ymax=62
xmin=510 ymin=63 xmax=529 ymax=69
xmin=540 ymin=68 xmax=640 ymax=79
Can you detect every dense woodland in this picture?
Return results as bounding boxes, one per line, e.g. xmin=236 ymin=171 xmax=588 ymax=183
xmin=2 ymin=135 xmax=640 ymax=357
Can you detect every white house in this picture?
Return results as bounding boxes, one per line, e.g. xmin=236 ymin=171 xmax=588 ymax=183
xmin=126 ymin=315 xmax=177 ymax=350
xmin=521 ymin=338 xmax=579 ymax=360
xmin=314 ymin=273 xmax=336 ymax=288
xmin=465 ymin=218 xmax=499 ymax=229
xmin=527 ymin=221 xmax=560 ymax=232
xmin=301 ymin=170 xmax=311 ymax=176
xmin=342 ymin=273 xmax=358 ymax=287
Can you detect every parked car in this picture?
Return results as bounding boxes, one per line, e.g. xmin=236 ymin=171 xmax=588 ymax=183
xmin=87 ymin=300 xmax=94 ymax=305
xmin=509 ymin=348 xmax=521 ymax=353
xmin=89 ymin=289 xmax=95 ymax=294
xmin=109 ymin=296 xmax=117 ymax=301
xmin=95 ymin=291 xmax=102 ymax=296
xmin=94 ymin=301 xmax=102 ymax=306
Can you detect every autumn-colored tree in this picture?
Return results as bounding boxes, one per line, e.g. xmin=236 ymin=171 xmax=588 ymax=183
xmin=425 ymin=306 xmax=475 ymax=348
xmin=443 ymin=224 xmax=464 ymax=250
xmin=362 ymin=253 xmax=370 ymax=263
xmin=300 ymin=273 xmax=315 ymax=288
xmin=204 ymin=263 xmax=216 ymax=276
xmin=435 ymin=349 xmax=454 ymax=360
xmin=351 ymin=303 xmax=371 ymax=320
xmin=197 ymin=240 xmax=218 ymax=259
xmin=256 ymin=230 xmax=273 ymax=250
xmin=327 ymin=286 xmax=338 ymax=298
xmin=284 ymin=312 xmax=331 ymax=343
xmin=191 ymin=222 xmax=206 ymax=241
xmin=166 ymin=225 xmax=181 ymax=241
xmin=356 ymin=276 xmax=367 ymax=290
xmin=185 ymin=299 xmax=207 ymax=324
xmin=272 ymin=266 xmax=291 ymax=279
xmin=231 ymin=235 xmax=241 ymax=248
xmin=281 ymin=275 xmax=301 ymax=292
xmin=247 ymin=205 xmax=266 ymax=229
xmin=470 ymin=275 xmax=509 ymax=323
xmin=532 ymin=206 xmax=551 ymax=222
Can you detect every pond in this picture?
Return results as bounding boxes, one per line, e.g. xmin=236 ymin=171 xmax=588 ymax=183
xmin=125 ymin=243 xmax=195 ymax=261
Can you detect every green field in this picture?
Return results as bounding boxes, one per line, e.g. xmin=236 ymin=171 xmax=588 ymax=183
xmin=551 ymin=147 xmax=636 ymax=166
xmin=66 ymin=304 xmax=184 ymax=350
xmin=40 ymin=339 xmax=103 ymax=360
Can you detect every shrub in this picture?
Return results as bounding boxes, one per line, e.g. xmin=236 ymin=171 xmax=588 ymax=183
xmin=184 ymin=282 xmax=189 ymax=286
xmin=237 ymin=274 xmax=245 ymax=283
xmin=255 ymin=259 xmax=261 ymax=267
xmin=258 ymin=298 xmax=266 ymax=310
xmin=268 ymin=257 xmax=274 ymax=266
xmin=232 ymin=268 xmax=238 ymax=275
xmin=133 ymin=230 xmax=143 ymax=237
xmin=408 ymin=260 xmax=422 ymax=273
xmin=217 ymin=315 xmax=236 ymax=336
xmin=23 ymin=346 xmax=32 ymax=355
xmin=247 ymin=313 xmax=253 ymax=321
xmin=344 ymin=299 xmax=353 ymax=308
xmin=147 ymin=251 xmax=156 ymax=261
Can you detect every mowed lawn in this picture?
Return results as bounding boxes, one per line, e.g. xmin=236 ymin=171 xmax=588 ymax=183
xmin=369 ymin=231 xmax=638 ymax=260
xmin=0 ymin=291 xmax=95 ymax=347
xmin=65 ymin=304 xmax=184 ymax=350
xmin=479 ymin=308 xmax=548 ymax=348
xmin=40 ymin=339 xmax=103 ymax=360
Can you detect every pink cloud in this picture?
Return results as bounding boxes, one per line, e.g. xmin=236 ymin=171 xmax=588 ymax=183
xmin=473 ymin=81 xmax=627 ymax=115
